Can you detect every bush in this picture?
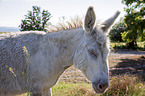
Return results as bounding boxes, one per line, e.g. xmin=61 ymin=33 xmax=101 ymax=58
xmin=19 ymin=6 xmax=51 ymax=32
xmin=109 ymin=18 xmax=126 ymax=42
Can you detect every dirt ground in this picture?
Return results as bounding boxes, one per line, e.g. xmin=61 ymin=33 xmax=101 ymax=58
xmin=109 ymin=49 xmax=145 ymax=77
xmin=59 ymin=49 xmax=145 ymax=83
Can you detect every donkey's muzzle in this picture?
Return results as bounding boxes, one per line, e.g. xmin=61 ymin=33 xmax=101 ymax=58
xmin=92 ymin=80 xmax=109 ymax=93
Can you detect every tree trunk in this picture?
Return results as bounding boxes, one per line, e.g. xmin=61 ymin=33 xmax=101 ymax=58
xmin=126 ymin=40 xmax=137 ymax=49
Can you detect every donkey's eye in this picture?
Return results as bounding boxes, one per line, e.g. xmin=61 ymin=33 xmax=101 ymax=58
xmin=88 ymin=50 xmax=97 ymax=57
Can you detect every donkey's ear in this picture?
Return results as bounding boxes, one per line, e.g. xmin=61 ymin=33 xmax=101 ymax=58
xmin=84 ymin=7 xmax=96 ymax=33
xmin=101 ymin=11 xmax=120 ymax=32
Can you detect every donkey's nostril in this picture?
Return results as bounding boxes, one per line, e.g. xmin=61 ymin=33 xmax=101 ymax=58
xmin=99 ymin=84 xmax=103 ymax=89
xmin=92 ymin=80 xmax=109 ymax=93
xmin=97 ymin=82 xmax=108 ymax=93
xmin=97 ymin=83 xmax=103 ymax=91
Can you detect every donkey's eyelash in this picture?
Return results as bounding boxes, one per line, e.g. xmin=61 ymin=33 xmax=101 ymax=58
xmin=88 ymin=50 xmax=97 ymax=57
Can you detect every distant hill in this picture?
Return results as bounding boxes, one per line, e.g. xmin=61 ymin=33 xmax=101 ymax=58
xmin=0 ymin=27 xmax=20 ymax=32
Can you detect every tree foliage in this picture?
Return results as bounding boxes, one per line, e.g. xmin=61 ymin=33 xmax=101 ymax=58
xmin=109 ymin=18 xmax=126 ymax=42
xmin=122 ymin=0 xmax=145 ymax=49
xmin=19 ymin=6 xmax=51 ymax=32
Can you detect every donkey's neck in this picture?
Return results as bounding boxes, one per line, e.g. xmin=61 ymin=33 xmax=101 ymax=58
xmin=45 ymin=28 xmax=85 ymax=69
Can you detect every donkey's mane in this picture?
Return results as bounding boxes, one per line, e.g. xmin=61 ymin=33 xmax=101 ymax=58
xmin=47 ymin=16 xmax=83 ymax=32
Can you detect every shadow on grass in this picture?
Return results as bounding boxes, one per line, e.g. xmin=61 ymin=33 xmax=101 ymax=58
xmin=110 ymin=57 xmax=145 ymax=78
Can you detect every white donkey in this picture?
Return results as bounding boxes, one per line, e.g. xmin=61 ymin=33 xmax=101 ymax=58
xmin=0 ymin=7 xmax=120 ymax=96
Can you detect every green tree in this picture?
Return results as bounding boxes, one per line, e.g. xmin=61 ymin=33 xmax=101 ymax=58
xmin=122 ymin=0 xmax=145 ymax=49
xmin=19 ymin=6 xmax=51 ymax=32
xmin=109 ymin=18 xmax=126 ymax=42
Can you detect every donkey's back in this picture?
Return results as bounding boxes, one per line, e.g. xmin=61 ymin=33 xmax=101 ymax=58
xmin=0 ymin=32 xmax=45 ymax=95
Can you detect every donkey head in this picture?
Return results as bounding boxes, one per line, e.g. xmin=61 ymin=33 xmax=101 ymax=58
xmin=73 ymin=7 xmax=120 ymax=93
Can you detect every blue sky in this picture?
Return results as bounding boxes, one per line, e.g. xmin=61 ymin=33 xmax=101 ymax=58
xmin=0 ymin=0 xmax=126 ymax=27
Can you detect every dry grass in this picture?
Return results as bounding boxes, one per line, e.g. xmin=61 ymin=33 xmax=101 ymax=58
xmin=102 ymin=74 xmax=144 ymax=96
xmin=59 ymin=65 xmax=90 ymax=83
xmin=53 ymin=74 xmax=145 ymax=96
